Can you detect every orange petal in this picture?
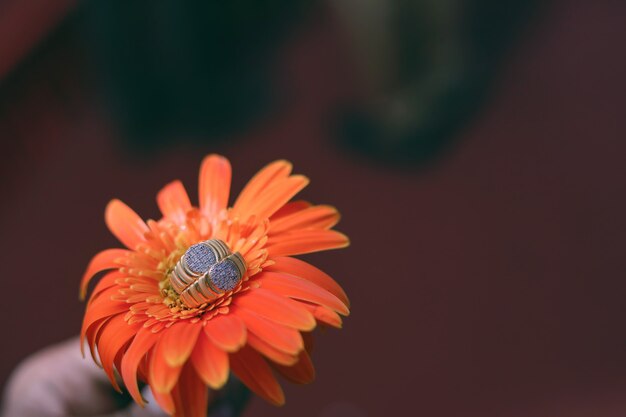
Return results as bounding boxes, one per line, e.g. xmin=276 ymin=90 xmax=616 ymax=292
xmin=247 ymin=332 xmax=299 ymax=366
xmin=170 ymin=363 xmax=209 ymax=417
xmin=98 ymin=315 xmax=141 ymax=392
xmin=270 ymin=200 xmax=311 ymax=220
xmin=190 ymin=332 xmax=229 ymax=389
xmin=233 ymin=307 xmax=303 ymax=355
xmin=265 ymin=257 xmax=350 ymax=307
xmin=121 ymin=328 xmax=160 ymax=405
xmin=88 ymin=282 xmax=125 ymax=310
xmin=234 ymin=288 xmax=315 ymax=331
xmin=159 ymin=321 xmax=202 ymax=367
xmin=300 ymin=303 xmax=343 ymax=328
xmin=199 ymin=154 xmax=231 ymax=219
xmin=266 ymin=230 xmax=349 ymax=257
xmin=81 ymin=300 xmax=129 ymax=350
xmin=87 ymin=271 xmax=124 ymax=304
xmin=151 ymin=388 xmax=175 ymax=415
xmin=248 ymin=175 xmax=309 ymax=220
xmin=269 ymin=205 xmax=339 ymax=235
xmin=257 ymin=271 xmax=349 ymax=316
xmin=230 ymin=346 xmax=285 ymax=406
xmin=272 ymin=350 xmax=315 ymax=384
xmin=150 ymin=341 xmax=183 ymax=394
xmin=232 ymin=160 xmax=292 ymax=216
xmin=204 ymin=314 xmax=246 ymax=352
xmin=105 ymin=199 xmax=149 ymax=249
xmin=80 ymin=249 xmax=128 ymax=299
xmin=157 ymin=180 xmax=192 ymax=224
xmin=83 ymin=316 xmax=110 ymax=364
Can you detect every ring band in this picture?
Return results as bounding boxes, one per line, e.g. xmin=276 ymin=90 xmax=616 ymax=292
xmin=170 ymin=239 xmax=246 ymax=308
xmin=169 ymin=239 xmax=228 ymax=294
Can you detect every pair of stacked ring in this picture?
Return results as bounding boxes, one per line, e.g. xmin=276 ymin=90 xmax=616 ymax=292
xmin=169 ymin=239 xmax=247 ymax=308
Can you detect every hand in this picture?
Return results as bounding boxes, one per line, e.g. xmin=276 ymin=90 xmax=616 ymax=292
xmin=1 ymin=337 xmax=250 ymax=417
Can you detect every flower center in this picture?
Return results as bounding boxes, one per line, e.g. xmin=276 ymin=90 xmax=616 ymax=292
xmin=165 ymin=239 xmax=246 ymax=309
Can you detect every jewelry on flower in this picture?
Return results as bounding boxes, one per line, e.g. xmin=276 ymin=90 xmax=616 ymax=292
xmin=80 ymin=154 xmax=350 ymax=411
xmin=170 ymin=239 xmax=247 ymax=307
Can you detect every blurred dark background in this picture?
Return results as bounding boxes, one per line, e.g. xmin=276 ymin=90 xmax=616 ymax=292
xmin=1 ymin=1 xmax=626 ymax=416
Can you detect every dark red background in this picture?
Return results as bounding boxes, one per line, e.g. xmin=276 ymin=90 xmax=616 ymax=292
xmin=1 ymin=1 xmax=626 ymax=416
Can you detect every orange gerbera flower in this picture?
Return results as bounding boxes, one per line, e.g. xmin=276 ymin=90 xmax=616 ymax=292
xmin=79 ymin=155 xmax=350 ymax=417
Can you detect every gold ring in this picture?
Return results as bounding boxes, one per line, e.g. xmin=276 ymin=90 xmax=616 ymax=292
xmin=170 ymin=239 xmax=246 ymax=308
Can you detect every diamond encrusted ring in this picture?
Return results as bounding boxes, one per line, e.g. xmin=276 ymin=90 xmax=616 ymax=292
xmin=169 ymin=239 xmax=246 ymax=308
